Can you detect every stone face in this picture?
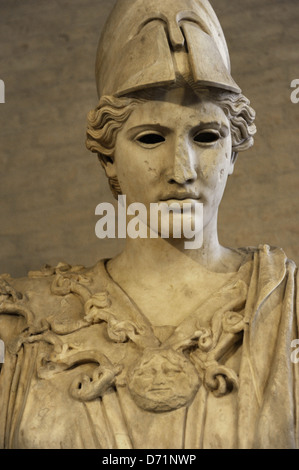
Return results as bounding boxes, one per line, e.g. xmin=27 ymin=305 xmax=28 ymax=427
xmin=0 ymin=0 xmax=299 ymax=450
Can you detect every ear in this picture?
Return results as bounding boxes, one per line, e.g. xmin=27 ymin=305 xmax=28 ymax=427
xmin=99 ymin=154 xmax=117 ymax=179
xmin=228 ymin=151 xmax=238 ymax=175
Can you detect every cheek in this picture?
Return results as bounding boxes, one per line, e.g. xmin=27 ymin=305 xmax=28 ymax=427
xmin=200 ymin=145 xmax=231 ymax=187
xmin=218 ymin=168 xmax=225 ymax=183
xmin=114 ymin=145 xmax=161 ymax=201
xmin=142 ymin=158 xmax=160 ymax=180
xmin=116 ymin=142 xmax=163 ymax=180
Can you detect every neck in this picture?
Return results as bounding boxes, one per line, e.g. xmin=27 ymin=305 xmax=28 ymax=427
xmin=109 ymin=212 xmax=239 ymax=279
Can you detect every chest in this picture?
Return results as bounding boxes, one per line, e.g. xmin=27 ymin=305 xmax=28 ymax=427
xmin=14 ymin=338 xmax=242 ymax=450
xmin=121 ymin=273 xmax=236 ymax=326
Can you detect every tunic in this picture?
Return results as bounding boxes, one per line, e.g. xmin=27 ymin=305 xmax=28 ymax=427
xmin=0 ymin=245 xmax=298 ymax=449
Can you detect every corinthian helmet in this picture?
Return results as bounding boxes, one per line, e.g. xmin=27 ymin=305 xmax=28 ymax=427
xmin=95 ymin=0 xmax=241 ymax=99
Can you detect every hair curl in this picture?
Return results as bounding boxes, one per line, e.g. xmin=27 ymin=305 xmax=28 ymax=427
xmin=86 ymin=89 xmax=256 ymax=198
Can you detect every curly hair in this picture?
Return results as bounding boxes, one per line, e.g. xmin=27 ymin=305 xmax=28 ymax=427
xmin=86 ymin=95 xmax=144 ymax=198
xmin=86 ymin=88 xmax=256 ymax=198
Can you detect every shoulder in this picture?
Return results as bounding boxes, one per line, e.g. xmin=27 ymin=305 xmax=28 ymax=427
xmin=238 ymin=244 xmax=296 ymax=266
xmin=0 ymin=260 xmax=110 ymax=347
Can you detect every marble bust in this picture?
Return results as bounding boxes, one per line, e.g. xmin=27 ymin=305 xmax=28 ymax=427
xmin=0 ymin=0 xmax=298 ymax=449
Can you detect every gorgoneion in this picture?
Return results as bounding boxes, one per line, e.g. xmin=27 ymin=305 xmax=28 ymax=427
xmin=95 ymin=195 xmax=203 ymax=249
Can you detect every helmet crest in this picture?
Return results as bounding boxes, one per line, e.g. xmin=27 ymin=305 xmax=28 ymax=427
xmin=95 ymin=0 xmax=241 ymax=98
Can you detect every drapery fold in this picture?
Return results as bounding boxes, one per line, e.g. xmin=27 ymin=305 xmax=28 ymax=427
xmin=1 ymin=245 xmax=298 ymax=449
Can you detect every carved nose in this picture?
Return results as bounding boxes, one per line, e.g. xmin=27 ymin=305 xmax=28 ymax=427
xmin=152 ymin=371 xmax=166 ymax=386
xmin=167 ymin=144 xmax=197 ymax=185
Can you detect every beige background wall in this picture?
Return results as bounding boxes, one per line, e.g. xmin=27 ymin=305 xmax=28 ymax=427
xmin=0 ymin=0 xmax=298 ymax=278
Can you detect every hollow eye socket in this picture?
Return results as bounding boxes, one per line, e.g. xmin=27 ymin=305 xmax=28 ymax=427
xmin=194 ymin=131 xmax=220 ymax=144
xmin=136 ymin=133 xmax=166 ymax=145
